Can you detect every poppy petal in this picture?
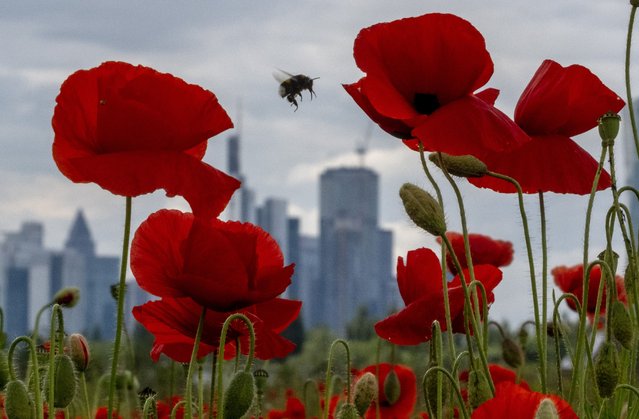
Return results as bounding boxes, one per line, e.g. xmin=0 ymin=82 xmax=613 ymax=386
xmin=397 ymin=248 xmax=443 ymax=305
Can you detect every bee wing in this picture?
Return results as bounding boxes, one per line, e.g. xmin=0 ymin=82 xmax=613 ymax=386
xmin=278 ymin=84 xmax=287 ymax=98
xmin=273 ymin=69 xmax=293 ymax=83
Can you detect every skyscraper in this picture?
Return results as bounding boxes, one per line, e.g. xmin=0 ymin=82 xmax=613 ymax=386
xmin=226 ymin=133 xmax=257 ymax=223
xmin=317 ymin=167 xmax=393 ymax=335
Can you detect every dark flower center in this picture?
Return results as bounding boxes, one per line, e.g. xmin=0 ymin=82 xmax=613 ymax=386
xmin=413 ymin=93 xmax=440 ymax=115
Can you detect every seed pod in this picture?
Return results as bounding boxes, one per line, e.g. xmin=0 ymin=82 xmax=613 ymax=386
xmin=4 ymin=380 xmax=34 ymax=419
xmin=383 ymin=369 xmax=401 ymax=405
xmin=44 ymin=354 xmax=77 ymax=408
xmin=611 ymin=301 xmax=633 ymax=349
xmin=598 ymin=112 xmax=621 ymax=143
xmin=68 ymin=333 xmax=90 ymax=372
xmin=534 ymin=398 xmax=559 ymax=419
xmin=223 ymin=371 xmax=255 ymax=419
xmin=336 ymin=403 xmax=360 ymax=419
xmin=467 ymin=369 xmax=491 ymax=410
xmin=428 ymin=153 xmax=488 ymax=178
xmin=253 ymin=368 xmax=269 ymax=396
xmin=502 ymin=338 xmax=524 ymax=369
xmin=595 ymin=341 xmax=619 ymax=398
xmin=354 ymin=372 xmax=377 ymax=416
xmin=399 ymin=183 xmax=446 ymax=237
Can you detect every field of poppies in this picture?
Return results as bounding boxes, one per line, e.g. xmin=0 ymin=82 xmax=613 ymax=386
xmin=2 ymin=7 xmax=639 ymax=419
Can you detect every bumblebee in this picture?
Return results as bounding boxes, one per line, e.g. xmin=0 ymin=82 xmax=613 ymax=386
xmin=273 ymin=70 xmax=318 ymax=111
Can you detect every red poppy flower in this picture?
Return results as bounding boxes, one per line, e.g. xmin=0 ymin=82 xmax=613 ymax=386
xmin=268 ymin=390 xmax=306 ymax=419
xmin=94 ymin=407 xmax=122 ymax=419
xmin=344 ymin=13 xmax=529 ymax=158
xmin=132 ymin=296 xmax=300 ymax=363
xmin=52 ymin=61 xmax=240 ymax=218
xmin=375 ymin=248 xmax=502 ymax=345
xmin=437 ymin=232 xmax=513 ymax=275
xmin=359 ymin=363 xmax=417 ymax=418
xmin=552 ymin=264 xmax=626 ymax=315
xmin=469 ymin=59 xmax=625 ymax=194
xmin=131 ymin=209 xmax=294 ymax=311
xmin=471 ymin=382 xmax=577 ymax=418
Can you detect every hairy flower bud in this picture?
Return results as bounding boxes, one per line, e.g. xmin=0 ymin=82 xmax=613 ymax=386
xmin=399 ymin=183 xmax=446 ymax=236
xmin=467 ymin=369 xmax=491 ymax=409
xmin=595 ymin=341 xmax=619 ymax=398
xmin=223 ymin=371 xmax=255 ymax=419
xmin=598 ymin=112 xmax=621 ymax=143
xmin=383 ymin=369 xmax=401 ymax=405
xmin=535 ymin=398 xmax=559 ymax=419
xmin=611 ymin=301 xmax=633 ymax=349
xmin=68 ymin=333 xmax=90 ymax=372
xmin=336 ymin=403 xmax=360 ymax=419
xmin=502 ymin=338 xmax=524 ymax=369
xmin=354 ymin=372 xmax=377 ymax=416
xmin=546 ymin=323 xmax=560 ymax=339
xmin=44 ymin=354 xmax=77 ymax=408
xmin=4 ymin=380 xmax=33 ymax=419
xmin=624 ymin=263 xmax=635 ymax=297
xmin=428 ymin=152 xmax=488 ymax=178
xmin=53 ymin=287 xmax=80 ymax=308
xmin=424 ymin=364 xmax=449 ymax=417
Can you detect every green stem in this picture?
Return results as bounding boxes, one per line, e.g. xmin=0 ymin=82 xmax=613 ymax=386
xmin=81 ymin=372 xmax=92 ymax=419
xmin=440 ymin=235 xmax=494 ymax=395
xmin=423 ymin=367 xmax=470 ymax=419
xmin=32 ymin=303 xmax=53 ymax=343
xmin=375 ymin=339 xmax=381 ymax=419
xmin=142 ymin=396 xmax=157 ymax=419
xmin=323 ymin=339 xmax=352 ymax=419
xmin=8 ymin=336 xmax=43 ymax=419
xmin=418 ymin=145 xmax=456 ymax=362
xmin=567 ymin=143 xmax=608 ymax=408
xmin=198 ymin=363 xmax=204 ymax=419
xmin=208 ymin=350 xmax=217 ymax=419
xmin=48 ymin=304 xmax=64 ymax=419
xmin=626 ymin=5 xmax=639 ymax=159
xmin=171 ymin=400 xmax=187 ymax=419
xmin=185 ymin=307 xmax=207 ymax=419
xmin=215 ymin=313 xmax=256 ymax=419
xmin=539 ymin=191 xmax=549 ymax=392
xmin=487 ymin=171 xmax=545 ymax=392
xmin=108 ymin=196 xmax=133 ymax=419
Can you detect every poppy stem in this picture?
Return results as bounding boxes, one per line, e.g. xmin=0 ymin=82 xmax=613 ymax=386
xmin=108 ymin=196 xmax=133 ymax=419
xmin=185 ymin=306 xmax=207 ymax=419
xmin=208 ymin=350 xmax=217 ymax=419
xmin=538 ymin=191 xmax=549 ymax=392
xmin=487 ymin=171 xmax=546 ymax=393
xmin=47 ymin=304 xmax=64 ymax=419
xmin=215 ymin=313 xmax=256 ymax=419
xmin=417 ymin=143 xmax=457 ymax=362
xmin=7 ymin=336 xmax=43 ymax=419
xmin=564 ymin=142 xmax=607 ymax=411
xmin=422 ymin=367 xmax=470 ymax=419
xmin=323 ymin=339 xmax=352 ymax=419
xmin=625 ymin=5 xmax=639 ymax=160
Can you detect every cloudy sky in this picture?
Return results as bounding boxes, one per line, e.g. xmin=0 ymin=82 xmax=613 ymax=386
xmin=0 ymin=0 xmax=635 ymax=325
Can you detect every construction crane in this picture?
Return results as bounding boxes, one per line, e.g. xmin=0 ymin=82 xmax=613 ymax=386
xmin=355 ymin=122 xmax=374 ymax=167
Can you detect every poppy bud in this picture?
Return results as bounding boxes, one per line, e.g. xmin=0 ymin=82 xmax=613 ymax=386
xmin=4 ymin=380 xmax=34 ymax=419
xmin=424 ymin=364 xmax=449 ymax=417
xmin=223 ymin=371 xmax=255 ymax=419
xmin=44 ymin=354 xmax=77 ymax=408
xmin=383 ymin=369 xmax=401 ymax=405
xmin=354 ymin=372 xmax=377 ymax=416
xmin=611 ymin=301 xmax=633 ymax=349
xmin=502 ymin=338 xmax=524 ymax=369
xmin=336 ymin=403 xmax=360 ymax=419
xmin=52 ymin=287 xmax=80 ymax=308
xmin=595 ymin=341 xmax=619 ymax=398
xmin=597 ymin=112 xmax=621 ymax=143
xmin=253 ymin=368 xmax=269 ymax=396
xmin=467 ymin=368 xmax=491 ymax=409
xmin=0 ymin=351 xmax=9 ymax=390
xmin=399 ymin=183 xmax=446 ymax=237
xmin=534 ymin=398 xmax=559 ymax=419
xmin=597 ymin=249 xmax=619 ymax=274
xmin=428 ymin=153 xmax=488 ymax=178
xmin=518 ymin=326 xmax=529 ymax=347
xmin=68 ymin=333 xmax=90 ymax=372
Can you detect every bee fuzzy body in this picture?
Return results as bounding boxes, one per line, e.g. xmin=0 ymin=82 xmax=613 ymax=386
xmin=274 ymin=70 xmax=318 ymax=111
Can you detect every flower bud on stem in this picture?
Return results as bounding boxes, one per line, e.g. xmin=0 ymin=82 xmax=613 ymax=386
xmin=323 ymin=339 xmax=352 ymax=419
